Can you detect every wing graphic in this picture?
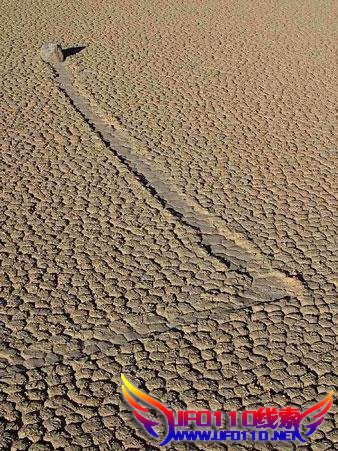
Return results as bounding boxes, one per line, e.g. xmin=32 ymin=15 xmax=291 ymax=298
xmin=121 ymin=373 xmax=175 ymax=446
xmin=300 ymin=391 xmax=334 ymax=437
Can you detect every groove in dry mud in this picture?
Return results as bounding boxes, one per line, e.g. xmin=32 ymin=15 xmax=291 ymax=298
xmin=53 ymin=63 xmax=306 ymax=315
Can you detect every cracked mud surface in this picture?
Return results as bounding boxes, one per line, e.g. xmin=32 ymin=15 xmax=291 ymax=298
xmin=1 ymin=1 xmax=337 ymax=450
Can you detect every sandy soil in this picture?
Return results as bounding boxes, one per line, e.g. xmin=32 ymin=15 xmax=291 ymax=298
xmin=1 ymin=1 xmax=337 ymax=450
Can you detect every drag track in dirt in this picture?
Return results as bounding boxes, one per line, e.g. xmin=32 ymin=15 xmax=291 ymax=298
xmin=55 ymin=62 xmax=306 ymax=323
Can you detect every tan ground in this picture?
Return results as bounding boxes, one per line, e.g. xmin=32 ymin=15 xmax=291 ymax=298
xmin=0 ymin=1 xmax=337 ymax=450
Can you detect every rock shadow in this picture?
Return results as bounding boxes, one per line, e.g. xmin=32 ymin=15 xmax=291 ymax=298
xmin=63 ymin=46 xmax=86 ymax=59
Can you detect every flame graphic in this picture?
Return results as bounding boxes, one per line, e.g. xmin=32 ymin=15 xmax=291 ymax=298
xmin=121 ymin=373 xmax=175 ymax=446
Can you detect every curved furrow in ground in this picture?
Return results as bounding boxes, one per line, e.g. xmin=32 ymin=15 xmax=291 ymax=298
xmin=54 ymin=62 xmax=308 ymax=319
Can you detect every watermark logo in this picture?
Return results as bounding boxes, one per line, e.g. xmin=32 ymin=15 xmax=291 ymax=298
xmin=121 ymin=373 xmax=333 ymax=446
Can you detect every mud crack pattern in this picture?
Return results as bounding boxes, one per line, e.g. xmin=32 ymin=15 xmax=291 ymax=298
xmin=0 ymin=1 xmax=337 ymax=450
